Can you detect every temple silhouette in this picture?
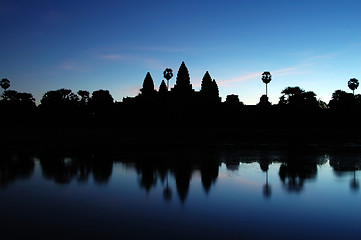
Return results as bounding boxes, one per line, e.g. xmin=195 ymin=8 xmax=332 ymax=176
xmin=123 ymin=61 xmax=222 ymax=106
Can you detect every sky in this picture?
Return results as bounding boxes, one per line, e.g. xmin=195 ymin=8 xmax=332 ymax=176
xmin=1 ymin=0 xmax=361 ymax=105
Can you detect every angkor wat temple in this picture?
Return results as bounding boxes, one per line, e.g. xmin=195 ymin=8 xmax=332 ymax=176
xmin=123 ymin=61 xmax=223 ymax=106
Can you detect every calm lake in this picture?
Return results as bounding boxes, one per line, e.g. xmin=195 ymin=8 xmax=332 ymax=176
xmin=1 ymin=146 xmax=360 ymax=239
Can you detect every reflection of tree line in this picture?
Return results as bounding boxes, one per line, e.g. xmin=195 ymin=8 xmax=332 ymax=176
xmin=0 ymin=151 xmax=34 ymax=188
xmin=1 ymin=149 xmax=360 ymax=197
xmin=221 ymin=150 xmax=321 ymax=195
xmin=0 ymin=151 xmax=113 ymax=187
xmin=39 ymin=152 xmax=113 ymax=184
xmin=329 ymin=151 xmax=361 ymax=191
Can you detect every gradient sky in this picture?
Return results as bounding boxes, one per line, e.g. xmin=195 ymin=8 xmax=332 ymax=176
xmin=1 ymin=0 xmax=360 ymax=104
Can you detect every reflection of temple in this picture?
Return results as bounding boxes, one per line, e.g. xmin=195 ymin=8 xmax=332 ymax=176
xmin=200 ymin=164 xmax=219 ymax=194
xmin=135 ymin=163 xmax=158 ymax=193
xmin=174 ymin=165 xmax=192 ymax=203
xmin=133 ymin=160 xmax=219 ymax=203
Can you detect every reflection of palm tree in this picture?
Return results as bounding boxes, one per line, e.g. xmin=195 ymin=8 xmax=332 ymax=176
xmin=348 ymin=78 xmax=359 ymax=95
xmin=163 ymin=171 xmax=172 ymax=201
xmin=261 ymin=71 xmax=271 ymax=97
xmin=263 ymin=170 xmax=271 ymax=198
xmin=0 ymin=152 xmax=35 ymax=188
xmin=163 ymin=68 xmax=173 ymax=91
xmin=350 ymin=170 xmax=359 ymax=191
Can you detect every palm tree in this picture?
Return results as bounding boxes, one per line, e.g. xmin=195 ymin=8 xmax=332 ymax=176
xmin=163 ymin=68 xmax=173 ymax=91
xmin=0 ymin=78 xmax=10 ymax=91
xmin=261 ymin=72 xmax=271 ymax=97
xmin=348 ymin=78 xmax=359 ymax=95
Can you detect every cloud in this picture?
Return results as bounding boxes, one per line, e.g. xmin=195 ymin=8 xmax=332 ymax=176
xmin=132 ymin=46 xmax=187 ymax=53
xmin=102 ymin=54 xmax=124 ymax=60
xmin=101 ymin=54 xmax=164 ymax=70
xmin=59 ymin=63 xmax=77 ymax=70
xmin=217 ymin=67 xmax=301 ymax=86
xmin=272 ymin=67 xmax=299 ymax=77
xmin=117 ymin=85 xmax=140 ymax=98
xmin=104 ymin=44 xmax=191 ymax=53
xmin=300 ymin=53 xmax=337 ymax=65
xmin=58 ymin=61 xmax=87 ymax=72
xmin=217 ymin=72 xmax=262 ymax=86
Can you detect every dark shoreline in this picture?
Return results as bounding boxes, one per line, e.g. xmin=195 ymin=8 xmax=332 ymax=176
xmin=3 ymin=126 xmax=361 ymax=152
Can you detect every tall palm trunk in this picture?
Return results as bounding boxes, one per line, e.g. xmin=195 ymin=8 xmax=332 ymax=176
xmin=266 ymin=83 xmax=268 ymax=97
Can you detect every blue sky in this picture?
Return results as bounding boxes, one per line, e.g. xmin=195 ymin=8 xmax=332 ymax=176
xmin=1 ymin=0 xmax=360 ymax=104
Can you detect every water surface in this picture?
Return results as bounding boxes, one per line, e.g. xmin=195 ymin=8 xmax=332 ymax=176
xmin=1 ymin=148 xmax=360 ymax=239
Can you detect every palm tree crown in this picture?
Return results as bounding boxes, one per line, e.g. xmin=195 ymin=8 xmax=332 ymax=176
xmin=348 ymin=78 xmax=359 ymax=95
xmin=163 ymin=68 xmax=173 ymax=81
xmin=0 ymin=78 xmax=10 ymax=91
xmin=163 ymin=68 xmax=173 ymax=90
xmin=261 ymin=72 xmax=271 ymax=84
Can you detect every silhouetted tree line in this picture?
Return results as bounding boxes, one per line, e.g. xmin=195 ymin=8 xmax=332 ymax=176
xmin=1 ymin=64 xmax=361 ymax=133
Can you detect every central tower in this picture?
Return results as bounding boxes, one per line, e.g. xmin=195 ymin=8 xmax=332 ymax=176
xmin=172 ymin=61 xmax=193 ymax=95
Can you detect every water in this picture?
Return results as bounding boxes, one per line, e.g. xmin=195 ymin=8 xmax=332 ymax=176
xmin=0 ymin=148 xmax=360 ymax=239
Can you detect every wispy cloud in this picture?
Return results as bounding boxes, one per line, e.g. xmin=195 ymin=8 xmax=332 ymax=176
xmin=103 ymin=44 xmax=191 ymax=53
xmin=118 ymin=85 xmax=140 ymax=98
xmin=217 ymin=72 xmax=262 ymax=86
xmin=59 ymin=63 xmax=76 ymax=70
xmin=101 ymin=54 xmax=164 ymax=70
xmin=217 ymin=67 xmax=301 ymax=86
xmin=58 ymin=61 xmax=87 ymax=72
xmin=300 ymin=53 xmax=337 ymax=65
xmin=102 ymin=54 xmax=124 ymax=60
xmin=272 ymin=67 xmax=300 ymax=77
xmin=132 ymin=46 xmax=187 ymax=53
